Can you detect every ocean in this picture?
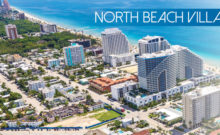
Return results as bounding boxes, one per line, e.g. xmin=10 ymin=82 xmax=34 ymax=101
xmin=8 ymin=0 xmax=220 ymax=66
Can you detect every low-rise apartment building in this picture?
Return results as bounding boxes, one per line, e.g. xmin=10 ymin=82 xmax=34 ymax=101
xmin=89 ymin=75 xmax=138 ymax=92
xmin=125 ymin=81 xmax=195 ymax=107
xmin=28 ymin=80 xmax=45 ymax=91
xmin=88 ymin=101 xmax=105 ymax=112
xmin=111 ymin=81 xmax=138 ymax=101
xmin=7 ymin=115 xmax=44 ymax=127
xmin=191 ymin=73 xmax=220 ymax=86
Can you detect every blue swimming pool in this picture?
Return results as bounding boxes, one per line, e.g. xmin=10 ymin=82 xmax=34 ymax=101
xmin=118 ymin=130 xmax=124 ymax=134
xmin=161 ymin=115 xmax=166 ymax=120
xmin=141 ymin=94 xmax=147 ymax=98
xmin=68 ymin=91 xmax=73 ymax=94
xmin=176 ymin=108 xmax=182 ymax=112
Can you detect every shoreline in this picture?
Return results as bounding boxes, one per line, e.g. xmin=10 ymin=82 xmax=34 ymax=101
xmin=10 ymin=7 xmax=220 ymax=71
xmin=11 ymin=6 xmax=101 ymax=41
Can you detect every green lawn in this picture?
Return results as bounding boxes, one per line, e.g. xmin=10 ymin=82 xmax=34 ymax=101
xmin=90 ymin=110 xmax=121 ymax=122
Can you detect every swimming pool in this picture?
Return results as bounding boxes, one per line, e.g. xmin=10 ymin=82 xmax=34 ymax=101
xmin=118 ymin=130 xmax=124 ymax=134
xmin=161 ymin=115 xmax=166 ymax=120
xmin=141 ymin=94 xmax=147 ymax=98
xmin=176 ymin=108 xmax=182 ymax=112
xmin=68 ymin=91 xmax=73 ymax=94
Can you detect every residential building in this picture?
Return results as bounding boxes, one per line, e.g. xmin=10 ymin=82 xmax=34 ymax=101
xmin=86 ymin=47 xmax=103 ymax=56
xmin=48 ymin=59 xmax=60 ymax=68
xmin=66 ymin=92 xmax=86 ymax=102
xmin=40 ymin=87 xmax=55 ymax=99
xmin=17 ymin=13 xmax=25 ymax=20
xmin=5 ymin=24 xmax=18 ymax=39
xmin=3 ymin=99 xmax=25 ymax=108
xmin=122 ymin=118 xmax=133 ymax=128
xmin=0 ymin=0 xmax=10 ymax=12
xmin=28 ymin=80 xmax=45 ymax=91
xmin=111 ymin=81 xmax=138 ymax=101
xmin=88 ymin=101 xmax=105 ymax=112
xmin=89 ymin=75 xmax=138 ymax=92
xmin=183 ymin=86 xmax=220 ymax=129
xmin=191 ymin=73 xmax=220 ymax=86
xmin=108 ymin=53 xmax=135 ymax=67
xmin=63 ymin=43 xmax=85 ymax=66
xmin=13 ymin=99 xmax=25 ymax=107
xmin=138 ymin=36 xmax=170 ymax=55
xmin=42 ymin=105 xmax=84 ymax=122
xmin=138 ymin=45 xmax=203 ymax=92
xmin=125 ymin=80 xmax=194 ymax=107
xmin=133 ymin=130 xmax=150 ymax=135
xmin=7 ymin=115 xmax=44 ymax=127
xmin=40 ymin=24 xmax=57 ymax=33
xmin=101 ymin=28 xmax=134 ymax=67
xmin=7 ymin=54 xmax=22 ymax=63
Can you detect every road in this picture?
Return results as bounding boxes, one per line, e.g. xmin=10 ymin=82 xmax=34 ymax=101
xmin=24 ymin=58 xmax=123 ymax=108
xmin=0 ymin=74 xmax=46 ymax=114
xmin=24 ymin=58 xmax=178 ymax=131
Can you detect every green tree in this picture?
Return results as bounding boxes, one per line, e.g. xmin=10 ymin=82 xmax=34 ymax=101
xmin=0 ymin=122 xmax=8 ymax=128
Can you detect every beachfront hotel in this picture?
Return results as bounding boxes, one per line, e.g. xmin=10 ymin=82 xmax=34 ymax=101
xmin=138 ymin=45 xmax=203 ymax=92
xmin=101 ymin=28 xmax=134 ymax=67
xmin=5 ymin=24 xmax=18 ymax=40
xmin=63 ymin=43 xmax=85 ymax=66
xmin=183 ymin=86 xmax=220 ymax=129
xmin=138 ymin=36 xmax=171 ymax=55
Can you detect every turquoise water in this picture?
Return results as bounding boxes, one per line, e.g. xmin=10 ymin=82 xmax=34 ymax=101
xmin=141 ymin=94 xmax=147 ymax=98
xmin=8 ymin=0 xmax=220 ymax=67
xmin=118 ymin=130 xmax=124 ymax=134
xmin=176 ymin=108 xmax=182 ymax=112
xmin=68 ymin=91 xmax=73 ymax=94
xmin=161 ymin=115 xmax=166 ymax=120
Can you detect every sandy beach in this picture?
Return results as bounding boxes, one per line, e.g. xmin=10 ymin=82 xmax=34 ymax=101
xmin=204 ymin=64 xmax=220 ymax=74
xmin=11 ymin=6 xmax=101 ymax=41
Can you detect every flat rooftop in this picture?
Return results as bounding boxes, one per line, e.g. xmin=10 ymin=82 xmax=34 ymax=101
xmin=101 ymin=28 xmax=121 ymax=35
xmin=138 ymin=35 xmax=164 ymax=44
xmin=138 ymin=45 xmax=187 ymax=59
xmin=187 ymin=86 xmax=220 ymax=98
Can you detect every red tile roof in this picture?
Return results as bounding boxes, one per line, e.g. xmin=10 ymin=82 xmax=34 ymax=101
xmin=133 ymin=130 xmax=150 ymax=135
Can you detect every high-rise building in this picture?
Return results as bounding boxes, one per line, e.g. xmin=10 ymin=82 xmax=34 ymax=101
xmin=138 ymin=36 xmax=171 ymax=55
xmin=5 ymin=24 xmax=18 ymax=40
xmin=40 ymin=24 xmax=57 ymax=33
xmin=138 ymin=45 xmax=203 ymax=92
xmin=183 ymin=86 xmax=220 ymax=129
xmin=0 ymin=0 xmax=10 ymax=12
xmin=101 ymin=28 xmax=134 ymax=67
xmin=3 ymin=0 xmax=10 ymax=10
xmin=63 ymin=43 xmax=85 ymax=66
xmin=18 ymin=13 xmax=25 ymax=20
